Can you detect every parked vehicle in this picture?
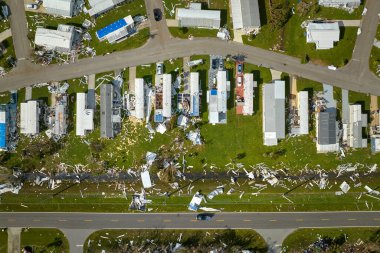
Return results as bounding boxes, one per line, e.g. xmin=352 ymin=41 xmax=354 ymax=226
xmin=237 ymin=64 xmax=243 ymax=74
xmin=328 ymin=65 xmax=337 ymax=71
xmin=26 ymin=4 xmax=38 ymax=10
xmin=156 ymin=62 xmax=163 ymax=75
xmin=153 ymin=8 xmax=162 ymax=21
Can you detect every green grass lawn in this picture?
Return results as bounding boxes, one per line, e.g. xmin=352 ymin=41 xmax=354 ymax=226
xmin=84 ymin=229 xmax=267 ymax=253
xmin=26 ymin=0 xmax=148 ymax=57
xmin=0 ymin=229 xmax=7 ymax=253
xmin=169 ymin=27 xmax=218 ymax=39
xmin=244 ymin=0 xmax=361 ymax=66
xmin=21 ymin=228 xmax=69 ymax=253
xmin=0 ymin=37 xmax=15 ymax=71
xmin=165 ymin=0 xmax=233 ymax=39
xmin=284 ymin=15 xmax=357 ymax=66
xmin=2 ymin=171 xmax=380 ymax=212
xmin=283 ymin=227 xmax=380 ymax=252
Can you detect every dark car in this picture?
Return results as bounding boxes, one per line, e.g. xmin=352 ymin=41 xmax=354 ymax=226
xmin=153 ymin=8 xmax=162 ymax=21
xmin=211 ymin=59 xmax=218 ymax=69
xmin=196 ymin=213 xmax=214 ymax=221
xmin=237 ymin=64 xmax=243 ymax=74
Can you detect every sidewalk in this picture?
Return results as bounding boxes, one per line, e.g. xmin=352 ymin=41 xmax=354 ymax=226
xmin=0 ymin=29 xmax=11 ymax=43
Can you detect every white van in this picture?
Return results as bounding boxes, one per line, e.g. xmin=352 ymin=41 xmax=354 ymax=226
xmin=26 ymin=4 xmax=38 ymax=10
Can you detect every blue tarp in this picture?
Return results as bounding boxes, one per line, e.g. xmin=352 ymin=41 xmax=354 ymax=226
xmin=210 ymin=89 xmax=217 ymax=96
xmin=0 ymin=123 xmax=6 ymax=149
xmin=96 ymin=18 xmax=128 ymax=39
xmin=154 ymin=113 xmax=163 ymax=123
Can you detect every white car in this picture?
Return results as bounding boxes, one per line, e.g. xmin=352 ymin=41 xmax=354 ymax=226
xmin=156 ymin=62 xmax=163 ymax=75
xmin=327 ymin=65 xmax=337 ymax=71
xmin=26 ymin=4 xmax=38 ymax=10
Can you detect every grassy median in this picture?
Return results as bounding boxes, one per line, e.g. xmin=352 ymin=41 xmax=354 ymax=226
xmin=84 ymin=229 xmax=267 ymax=252
xmin=0 ymin=229 xmax=7 ymax=253
xmin=21 ymin=228 xmax=69 ymax=253
xmin=282 ymin=227 xmax=380 ymax=252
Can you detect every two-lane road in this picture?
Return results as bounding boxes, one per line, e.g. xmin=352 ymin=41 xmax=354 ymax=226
xmin=1 ymin=0 xmax=379 ymax=94
xmin=1 ymin=212 xmax=380 ymax=229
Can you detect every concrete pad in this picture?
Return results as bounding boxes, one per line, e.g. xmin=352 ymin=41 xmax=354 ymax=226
xmin=290 ymin=75 xmax=298 ymax=108
xmin=337 ymin=20 xmax=361 ymax=27
xmin=129 ymin=66 xmax=136 ymax=94
xmin=270 ymin=69 xmax=282 ymax=80
xmin=61 ymin=229 xmax=95 ymax=253
xmin=88 ymin=74 xmax=95 ymax=90
xmin=183 ymin=56 xmax=190 ymax=73
xmin=166 ymin=19 xmax=179 ymax=27
xmin=371 ymin=95 xmax=378 ymax=111
xmin=233 ymin=29 xmax=244 ymax=43
xmin=25 ymin=86 xmax=32 ymax=101
xmin=0 ymin=29 xmax=12 ymax=43
xmin=8 ymin=227 xmax=21 ymax=253
xmin=256 ymin=228 xmax=296 ymax=253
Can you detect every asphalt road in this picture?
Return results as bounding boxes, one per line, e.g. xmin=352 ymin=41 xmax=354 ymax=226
xmin=5 ymin=0 xmax=31 ymax=62
xmin=1 ymin=212 xmax=380 ymax=229
xmin=1 ymin=0 xmax=379 ymax=94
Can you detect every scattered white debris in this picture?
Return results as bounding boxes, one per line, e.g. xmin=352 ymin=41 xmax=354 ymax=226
xmin=340 ymin=181 xmax=350 ymax=194
xmin=186 ymin=130 xmax=202 ymax=145
xmin=188 ymin=192 xmax=203 ymax=211
xmin=156 ymin=123 xmax=167 ymax=134
xmin=199 ymin=207 xmax=221 ymax=212
xmin=141 ymin=170 xmax=152 ymax=188
xmin=207 ymin=187 xmax=224 ymax=199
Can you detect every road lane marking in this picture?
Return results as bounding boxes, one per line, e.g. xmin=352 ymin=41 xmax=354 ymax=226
xmin=163 ymin=219 xmax=171 ymax=222
xmin=296 ymin=219 xmax=304 ymax=222
xmin=136 ymin=219 xmax=145 ymax=222
xmin=59 ymin=219 xmax=67 ymax=222
xmin=347 ymin=218 xmax=357 ymax=221
xmin=8 ymin=219 xmax=16 ymax=222
xmin=32 ymin=219 xmax=40 ymax=222
xmin=320 ymin=218 xmax=329 ymax=221
xmin=243 ymin=220 xmax=252 ymax=222
xmin=269 ymin=220 xmax=277 ymax=222
xmin=216 ymin=220 xmax=224 ymax=222
xmin=190 ymin=219 xmax=198 ymax=222
xmin=83 ymin=219 xmax=93 ymax=222
xmin=110 ymin=219 xmax=119 ymax=222
xmin=374 ymin=218 xmax=380 ymax=221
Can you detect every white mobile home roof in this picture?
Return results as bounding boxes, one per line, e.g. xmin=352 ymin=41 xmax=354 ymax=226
xmin=135 ymin=78 xmax=145 ymax=120
xmin=217 ymin=71 xmax=227 ymax=113
xmin=35 ymin=26 xmax=75 ymax=52
xmin=20 ymin=101 xmax=39 ymax=135
xmin=43 ymin=0 xmax=75 ymax=17
xmin=348 ymin=104 xmax=366 ymax=148
xmin=88 ymin=0 xmax=126 ymax=16
xmin=177 ymin=8 xmax=221 ymax=29
xmin=318 ymin=0 xmax=361 ymax=7
xmin=263 ymin=80 xmax=285 ymax=146
xmin=190 ymin=72 xmax=200 ymax=117
xmin=298 ymin=91 xmax=309 ymax=135
xmin=307 ymin=22 xmax=340 ymax=49
xmin=243 ymin=73 xmax=254 ymax=115
xmin=231 ymin=0 xmax=261 ymax=30
xmin=54 ymin=103 xmax=67 ymax=136
xmin=76 ymin=93 xmax=94 ymax=136
xmin=162 ymin=74 xmax=172 ymax=118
